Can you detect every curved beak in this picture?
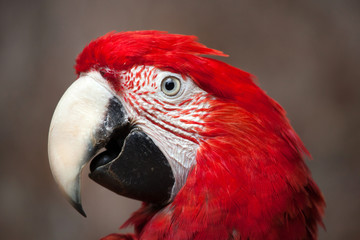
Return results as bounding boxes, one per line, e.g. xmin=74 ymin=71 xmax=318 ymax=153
xmin=48 ymin=72 xmax=175 ymax=217
xmin=48 ymin=74 xmax=128 ymax=216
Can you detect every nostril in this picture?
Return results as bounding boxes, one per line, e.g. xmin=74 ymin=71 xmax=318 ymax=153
xmin=99 ymin=69 xmax=106 ymax=78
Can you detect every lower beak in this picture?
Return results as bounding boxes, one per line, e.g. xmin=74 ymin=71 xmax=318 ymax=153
xmin=48 ymin=73 xmax=174 ymax=217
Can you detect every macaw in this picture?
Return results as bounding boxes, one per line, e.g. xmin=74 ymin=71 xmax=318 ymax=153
xmin=48 ymin=31 xmax=325 ymax=240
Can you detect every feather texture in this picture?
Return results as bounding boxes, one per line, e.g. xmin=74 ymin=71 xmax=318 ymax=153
xmin=75 ymin=31 xmax=325 ymax=240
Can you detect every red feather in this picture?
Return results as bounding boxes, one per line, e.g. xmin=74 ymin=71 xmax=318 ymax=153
xmin=76 ymin=31 xmax=325 ymax=240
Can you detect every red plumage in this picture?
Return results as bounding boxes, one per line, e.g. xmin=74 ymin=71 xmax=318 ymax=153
xmin=76 ymin=31 xmax=325 ymax=240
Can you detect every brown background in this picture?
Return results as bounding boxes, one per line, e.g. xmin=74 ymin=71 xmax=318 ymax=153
xmin=0 ymin=0 xmax=359 ymax=239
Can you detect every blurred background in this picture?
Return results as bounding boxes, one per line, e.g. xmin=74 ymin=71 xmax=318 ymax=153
xmin=0 ymin=0 xmax=359 ymax=239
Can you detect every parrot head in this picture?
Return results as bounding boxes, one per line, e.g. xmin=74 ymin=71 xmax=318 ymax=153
xmin=48 ymin=31 xmax=324 ymax=239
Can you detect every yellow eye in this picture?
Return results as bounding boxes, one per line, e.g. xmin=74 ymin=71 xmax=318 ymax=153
xmin=161 ymin=76 xmax=181 ymax=96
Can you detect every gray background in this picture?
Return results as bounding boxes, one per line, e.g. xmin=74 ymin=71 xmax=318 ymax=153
xmin=0 ymin=0 xmax=359 ymax=239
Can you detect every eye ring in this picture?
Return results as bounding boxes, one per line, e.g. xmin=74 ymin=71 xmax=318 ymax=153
xmin=161 ymin=76 xmax=181 ymax=96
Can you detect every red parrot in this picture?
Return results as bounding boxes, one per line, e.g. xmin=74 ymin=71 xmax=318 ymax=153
xmin=48 ymin=31 xmax=325 ymax=240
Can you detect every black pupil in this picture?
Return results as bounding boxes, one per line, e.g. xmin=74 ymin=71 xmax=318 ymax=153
xmin=165 ymin=79 xmax=175 ymax=91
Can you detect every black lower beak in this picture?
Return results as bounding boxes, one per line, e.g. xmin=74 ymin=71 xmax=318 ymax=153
xmin=89 ymin=129 xmax=175 ymax=205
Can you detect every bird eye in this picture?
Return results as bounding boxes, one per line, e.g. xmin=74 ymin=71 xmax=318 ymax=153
xmin=161 ymin=76 xmax=181 ymax=96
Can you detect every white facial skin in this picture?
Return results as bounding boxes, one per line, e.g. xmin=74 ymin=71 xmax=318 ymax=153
xmin=86 ymin=66 xmax=212 ymax=197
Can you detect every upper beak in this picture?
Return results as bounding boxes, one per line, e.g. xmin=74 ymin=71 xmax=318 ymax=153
xmin=48 ymin=72 xmax=175 ymax=217
xmin=48 ymin=74 xmax=128 ymax=216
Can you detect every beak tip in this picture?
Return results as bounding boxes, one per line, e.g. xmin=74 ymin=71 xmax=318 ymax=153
xmin=70 ymin=200 xmax=87 ymax=217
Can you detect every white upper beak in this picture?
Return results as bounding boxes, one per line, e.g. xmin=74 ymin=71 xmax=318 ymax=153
xmin=48 ymin=73 xmax=115 ymax=216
